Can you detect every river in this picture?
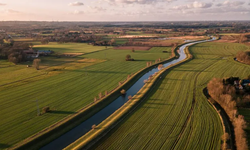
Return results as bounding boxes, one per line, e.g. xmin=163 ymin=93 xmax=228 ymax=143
xmin=41 ymin=37 xmax=216 ymax=150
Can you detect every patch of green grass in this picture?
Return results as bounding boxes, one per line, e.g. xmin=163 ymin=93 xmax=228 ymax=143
xmin=0 ymin=47 xmax=171 ymax=149
xmin=13 ymin=38 xmax=35 ymax=42
xmin=239 ymin=108 xmax=250 ymax=148
xmin=114 ymin=38 xmax=128 ymax=45
xmin=94 ymin=42 xmax=250 ymax=149
xmin=126 ymin=31 xmax=144 ymax=35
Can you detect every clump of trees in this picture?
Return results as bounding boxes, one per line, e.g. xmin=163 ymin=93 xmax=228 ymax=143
xmin=0 ymin=42 xmax=31 ymax=64
xmin=207 ymin=78 xmax=249 ymax=150
xmin=8 ymin=53 xmax=24 ymax=65
xmin=42 ymin=106 xmax=50 ymax=114
xmin=41 ymin=39 xmax=49 ymax=45
xmin=158 ymin=64 xmax=163 ymax=70
xmin=125 ymin=54 xmax=134 ymax=61
xmin=236 ymin=51 xmax=250 ymax=65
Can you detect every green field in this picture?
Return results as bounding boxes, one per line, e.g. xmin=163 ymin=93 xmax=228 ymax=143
xmin=13 ymin=38 xmax=35 ymax=42
xmin=94 ymin=42 xmax=250 ymax=149
xmin=0 ymin=45 xmax=171 ymax=149
xmin=126 ymin=31 xmax=144 ymax=35
xmin=34 ymin=42 xmax=108 ymax=53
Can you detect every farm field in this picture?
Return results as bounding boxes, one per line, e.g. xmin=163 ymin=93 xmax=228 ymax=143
xmin=0 ymin=46 xmax=171 ymax=149
xmin=94 ymin=42 xmax=250 ymax=149
xmin=34 ymin=42 xmax=108 ymax=53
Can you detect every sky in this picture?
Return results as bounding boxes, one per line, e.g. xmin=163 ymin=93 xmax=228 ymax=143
xmin=0 ymin=0 xmax=249 ymax=21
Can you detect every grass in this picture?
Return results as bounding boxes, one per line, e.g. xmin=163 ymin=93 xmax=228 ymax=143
xmin=114 ymin=38 xmax=128 ymax=45
xmin=34 ymin=42 xmax=108 ymax=53
xmin=0 ymin=46 xmax=171 ymax=149
xmin=239 ymin=108 xmax=250 ymax=148
xmin=126 ymin=31 xmax=144 ymax=35
xmin=13 ymin=38 xmax=35 ymax=42
xmin=93 ymin=42 xmax=250 ymax=149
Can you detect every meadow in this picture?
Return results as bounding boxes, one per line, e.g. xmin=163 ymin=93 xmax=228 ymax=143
xmin=34 ymin=42 xmax=108 ymax=53
xmin=94 ymin=42 xmax=250 ymax=149
xmin=0 ymin=43 xmax=171 ymax=149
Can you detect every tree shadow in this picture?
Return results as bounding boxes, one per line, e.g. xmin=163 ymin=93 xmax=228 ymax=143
xmin=0 ymin=143 xmax=10 ymax=149
xmin=49 ymin=110 xmax=76 ymax=115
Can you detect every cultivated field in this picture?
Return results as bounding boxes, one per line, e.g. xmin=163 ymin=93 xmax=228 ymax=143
xmin=34 ymin=42 xmax=107 ymax=53
xmin=94 ymin=42 xmax=250 ymax=149
xmin=0 ymin=46 xmax=171 ymax=149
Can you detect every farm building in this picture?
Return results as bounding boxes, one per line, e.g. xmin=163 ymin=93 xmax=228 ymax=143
xmin=23 ymin=50 xmax=37 ymax=59
xmin=224 ymin=77 xmax=250 ymax=92
xmin=23 ymin=50 xmax=53 ymax=59
xmin=37 ymin=50 xmax=53 ymax=56
xmin=241 ymin=79 xmax=250 ymax=86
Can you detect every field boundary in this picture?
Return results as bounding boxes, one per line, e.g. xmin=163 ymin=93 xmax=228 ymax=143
xmin=10 ymin=46 xmax=178 ymax=150
xmin=64 ymin=42 xmax=197 ymax=150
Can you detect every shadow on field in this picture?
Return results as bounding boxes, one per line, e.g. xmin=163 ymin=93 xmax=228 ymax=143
xmin=50 ymin=110 xmax=76 ymax=115
xmin=0 ymin=143 xmax=10 ymax=149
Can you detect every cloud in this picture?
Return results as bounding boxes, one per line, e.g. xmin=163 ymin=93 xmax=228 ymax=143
xmin=217 ymin=1 xmax=245 ymax=7
xmin=72 ymin=10 xmax=84 ymax=14
xmin=5 ymin=9 xmax=20 ymax=14
xmin=184 ymin=6 xmax=250 ymax=15
xmin=104 ymin=0 xmax=176 ymax=5
xmin=69 ymin=2 xmax=84 ymax=6
xmin=88 ymin=6 xmax=107 ymax=12
xmin=193 ymin=1 xmax=212 ymax=8
xmin=172 ymin=1 xmax=212 ymax=10
xmin=0 ymin=3 xmax=6 ymax=6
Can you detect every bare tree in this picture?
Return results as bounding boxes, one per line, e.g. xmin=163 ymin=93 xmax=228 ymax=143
xmin=158 ymin=64 xmax=163 ymax=70
xmin=33 ymin=59 xmax=41 ymax=70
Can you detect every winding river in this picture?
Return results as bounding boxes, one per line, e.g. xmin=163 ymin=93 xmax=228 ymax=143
xmin=41 ymin=37 xmax=216 ymax=150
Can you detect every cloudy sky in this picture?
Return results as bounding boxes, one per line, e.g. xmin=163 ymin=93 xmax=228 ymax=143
xmin=0 ymin=0 xmax=249 ymax=21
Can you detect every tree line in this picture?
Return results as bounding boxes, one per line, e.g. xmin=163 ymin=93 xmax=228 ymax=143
xmin=208 ymin=77 xmax=249 ymax=150
xmin=236 ymin=51 xmax=250 ymax=65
